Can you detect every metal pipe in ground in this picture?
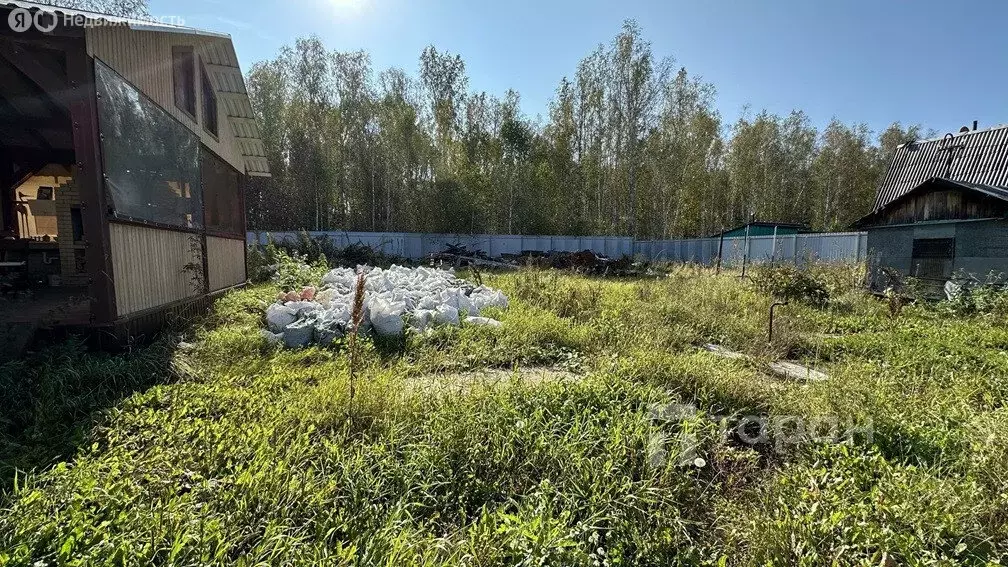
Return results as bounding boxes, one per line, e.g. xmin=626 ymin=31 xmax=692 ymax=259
xmin=768 ymin=301 xmax=788 ymax=343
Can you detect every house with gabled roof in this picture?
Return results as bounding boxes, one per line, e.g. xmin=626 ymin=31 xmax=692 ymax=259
xmin=855 ymin=123 xmax=1008 ymax=291
xmin=0 ymin=0 xmax=269 ymax=338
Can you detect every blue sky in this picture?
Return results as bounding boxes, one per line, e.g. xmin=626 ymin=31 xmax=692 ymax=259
xmin=150 ymin=0 xmax=1008 ymax=139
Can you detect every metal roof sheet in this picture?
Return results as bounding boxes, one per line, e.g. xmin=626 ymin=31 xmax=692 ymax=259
xmin=873 ymin=123 xmax=1008 ymax=211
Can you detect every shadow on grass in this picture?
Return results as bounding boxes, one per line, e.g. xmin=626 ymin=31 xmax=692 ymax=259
xmin=0 ymin=335 xmax=181 ymax=495
xmin=370 ymin=333 xmax=409 ymax=361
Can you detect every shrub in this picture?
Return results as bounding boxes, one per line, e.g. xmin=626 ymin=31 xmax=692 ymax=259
xmin=751 ymin=264 xmax=830 ymax=306
xmin=938 ymin=270 xmax=1008 ymax=319
xmin=246 ymin=237 xmax=326 ymax=290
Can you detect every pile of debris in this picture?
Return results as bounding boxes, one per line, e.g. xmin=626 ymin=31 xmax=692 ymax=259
xmin=262 ymin=265 xmax=509 ymax=348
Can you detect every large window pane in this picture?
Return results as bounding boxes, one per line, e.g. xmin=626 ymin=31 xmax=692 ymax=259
xmin=201 ymin=146 xmax=243 ymax=235
xmin=95 ymin=60 xmax=202 ymax=228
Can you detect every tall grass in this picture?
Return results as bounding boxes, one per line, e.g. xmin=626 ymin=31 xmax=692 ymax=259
xmin=1 ymin=265 xmax=1006 ymax=565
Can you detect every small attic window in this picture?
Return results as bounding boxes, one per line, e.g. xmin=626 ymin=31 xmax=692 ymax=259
xmin=172 ymin=46 xmax=196 ymax=117
xmin=201 ymin=61 xmax=218 ymax=138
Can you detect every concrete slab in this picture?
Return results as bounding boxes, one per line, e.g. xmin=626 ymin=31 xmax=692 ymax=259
xmin=702 ymin=343 xmax=747 ymax=360
xmin=768 ymin=361 xmax=828 ymax=382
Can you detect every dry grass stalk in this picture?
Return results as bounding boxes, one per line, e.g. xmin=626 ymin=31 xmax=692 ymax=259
xmin=348 ymin=270 xmax=367 ymax=424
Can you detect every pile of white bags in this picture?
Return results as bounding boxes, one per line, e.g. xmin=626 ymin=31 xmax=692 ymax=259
xmin=262 ymin=265 xmax=508 ymax=348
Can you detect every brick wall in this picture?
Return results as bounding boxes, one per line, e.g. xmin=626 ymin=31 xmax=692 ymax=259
xmin=55 ymin=180 xmax=88 ymax=287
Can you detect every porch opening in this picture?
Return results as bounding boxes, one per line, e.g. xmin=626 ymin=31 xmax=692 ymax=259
xmin=0 ymin=38 xmax=89 ymax=326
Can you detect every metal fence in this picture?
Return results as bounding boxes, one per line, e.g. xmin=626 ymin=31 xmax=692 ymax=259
xmin=247 ymin=231 xmax=636 ymax=260
xmin=248 ymin=230 xmax=867 ymax=265
xmin=636 ymin=232 xmax=868 ymax=266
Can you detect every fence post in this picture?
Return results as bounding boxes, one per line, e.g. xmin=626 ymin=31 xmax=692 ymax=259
xmin=716 ymin=230 xmax=724 ymax=274
xmin=771 ymin=226 xmax=778 ymax=265
xmin=741 ymin=225 xmax=751 ymax=278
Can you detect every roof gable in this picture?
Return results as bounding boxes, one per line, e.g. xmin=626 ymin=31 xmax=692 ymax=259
xmin=7 ymin=0 xmax=270 ymax=177
xmin=855 ymin=176 xmax=1008 ymax=228
xmin=873 ymin=124 xmax=1008 ymax=211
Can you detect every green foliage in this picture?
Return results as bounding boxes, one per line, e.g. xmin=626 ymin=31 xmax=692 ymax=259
xmin=246 ymin=23 xmax=911 ymax=238
xmin=2 ymin=267 xmax=1007 ymax=564
xmin=0 ymin=337 xmax=181 ymax=491
xmin=751 ymin=264 xmax=831 ymax=306
xmin=936 ymin=271 xmax=1008 ymax=321
xmin=511 ymin=269 xmax=602 ymax=321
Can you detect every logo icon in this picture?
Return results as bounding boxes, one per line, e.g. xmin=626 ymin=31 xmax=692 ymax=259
xmin=8 ymin=7 xmax=58 ymax=33
xmin=8 ymin=7 xmax=31 ymax=32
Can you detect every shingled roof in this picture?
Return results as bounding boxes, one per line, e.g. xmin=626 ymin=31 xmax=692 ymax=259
xmin=873 ymin=124 xmax=1008 ymax=211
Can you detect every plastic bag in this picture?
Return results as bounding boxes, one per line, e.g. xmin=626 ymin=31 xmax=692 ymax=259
xmin=370 ymin=296 xmax=406 ymax=336
xmin=471 ymin=287 xmax=509 ymax=311
xmin=259 ymin=329 xmax=284 ymax=345
xmin=283 ymin=318 xmax=315 ymax=348
xmin=314 ymin=316 xmax=346 ymax=345
xmin=465 ymin=316 xmax=501 ymax=328
xmin=409 ymin=308 xmax=436 ymax=331
xmin=434 ymin=304 xmax=460 ymax=327
xmin=285 ymin=301 xmax=322 ymax=317
xmin=266 ymin=303 xmax=296 ymax=332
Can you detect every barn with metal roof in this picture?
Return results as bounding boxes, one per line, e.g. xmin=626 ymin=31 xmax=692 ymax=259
xmin=856 ymin=123 xmax=1008 ymax=292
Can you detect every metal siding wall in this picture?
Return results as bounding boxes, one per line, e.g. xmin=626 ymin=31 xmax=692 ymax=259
xmin=110 ymin=223 xmax=200 ymax=316
xmin=955 ymin=220 xmax=1008 ymax=259
xmin=86 ymin=27 xmax=246 ymax=174
xmin=207 ymin=236 xmax=246 ymax=291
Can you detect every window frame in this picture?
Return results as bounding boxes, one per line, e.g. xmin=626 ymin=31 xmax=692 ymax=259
xmin=911 ymin=237 xmax=955 ymax=283
xmin=94 ymin=58 xmax=203 ymax=231
xmin=172 ymin=45 xmax=197 ymax=119
xmin=200 ymin=144 xmax=245 ymax=238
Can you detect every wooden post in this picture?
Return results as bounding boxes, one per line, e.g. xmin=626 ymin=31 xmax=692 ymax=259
xmin=67 ymin=44 xmax=117 ymax=324
xmin=716 ymin=228 xmax=724 ymax=274
xmin=741 ymin=223 xmax=751 ymax=278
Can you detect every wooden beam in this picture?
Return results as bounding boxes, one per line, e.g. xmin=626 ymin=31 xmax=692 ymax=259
xmin=0 ymin=39 xmax=70 ymax=109
xmin=0 ymin=112 xmax=70 ymax=129
xmin=66 ymin=45 xmax=117 ymax=325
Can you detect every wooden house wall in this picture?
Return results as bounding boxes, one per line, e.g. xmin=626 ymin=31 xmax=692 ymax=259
xmin=109 ymin=222 xmax=202 ymax=316
xmin=206 ymin=235 xmax=246 ymax=291
xmin=85 ymin=27 xmax=246 ymax=174
xmin=874 ymin=189 xmax=1007 ymax=226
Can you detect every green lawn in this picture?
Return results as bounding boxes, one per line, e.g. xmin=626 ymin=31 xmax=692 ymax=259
xmin=1 ymin=266 xmax=1006 ymax=565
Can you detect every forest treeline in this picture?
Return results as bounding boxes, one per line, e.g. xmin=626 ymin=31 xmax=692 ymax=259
xmin=246 ymin=20 xmax=925 ymax=238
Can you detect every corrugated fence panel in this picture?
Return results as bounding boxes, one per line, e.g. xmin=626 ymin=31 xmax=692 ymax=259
xmin=207 ymin=236 xmax=246 ymax=291
xmin=247 ymin=231 xmax=867 ymax=265
xmin=111 ymin=223 xmax=200 ymax=316
xmin=636 ymin=232 xmax=867 ymax=266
